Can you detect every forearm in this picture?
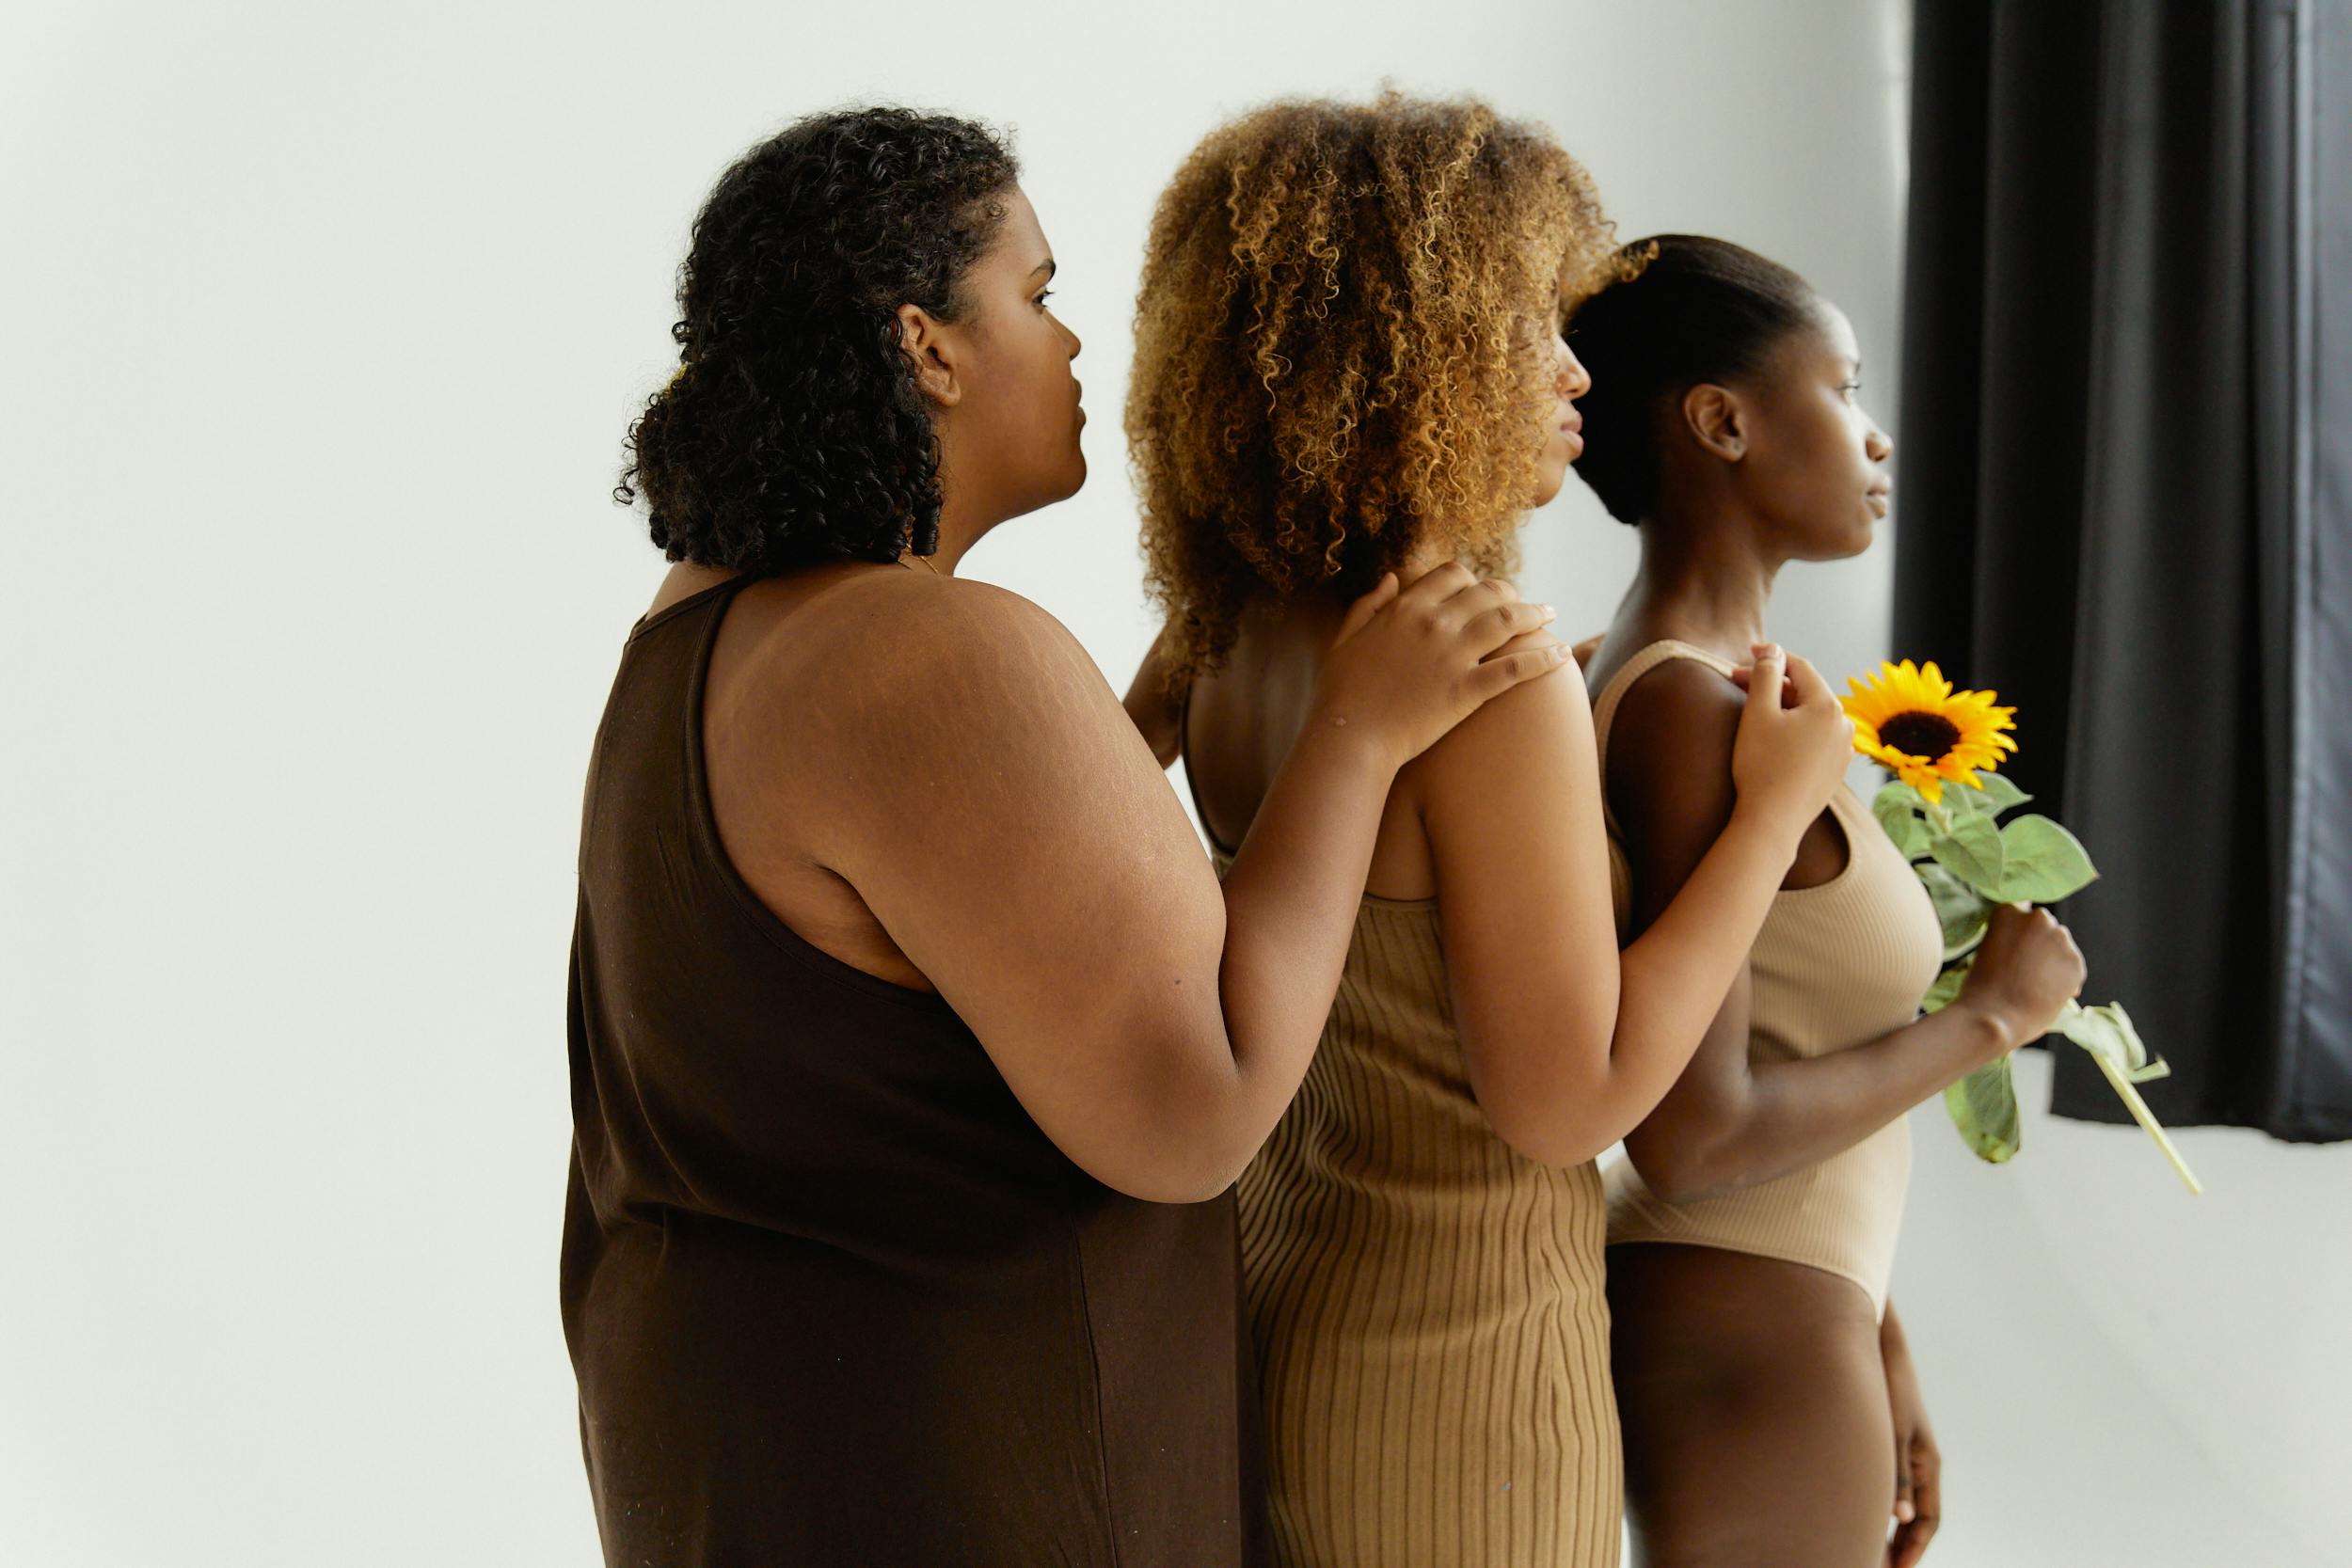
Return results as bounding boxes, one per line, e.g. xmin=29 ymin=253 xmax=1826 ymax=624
xmin=1120 ymin=634 xmax=1183 ymax=768
xmin=1595 ymin=807 xmax=1800 ymax=1129
xmin=1202 ymin=721 xmax=1397 ymax=1162
xmin=1648 ymin=1001 xmax=2013 ymax=1200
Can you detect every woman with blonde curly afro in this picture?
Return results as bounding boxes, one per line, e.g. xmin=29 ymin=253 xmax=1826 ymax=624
xmin=1121 ymin=96 xmax=1856 ymax=1566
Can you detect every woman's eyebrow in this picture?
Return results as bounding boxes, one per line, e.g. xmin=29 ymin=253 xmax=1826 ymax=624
xmin=1029 ymin=258 xmax=1057 ymax=281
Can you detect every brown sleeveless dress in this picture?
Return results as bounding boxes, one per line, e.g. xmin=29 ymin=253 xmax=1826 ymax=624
xmin=564 ymin=577 xmax=1269 ymax=1567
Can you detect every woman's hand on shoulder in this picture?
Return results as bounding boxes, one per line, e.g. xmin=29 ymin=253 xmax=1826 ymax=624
xmin=1724 ymin=643 xmax=1852 ymax=842
xmin=1314 ymin=565 xmax=1570 ymax=772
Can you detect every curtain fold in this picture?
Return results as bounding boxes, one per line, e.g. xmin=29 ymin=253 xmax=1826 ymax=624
xmin=1898 ymin=0 xmax=2349 ymax=1140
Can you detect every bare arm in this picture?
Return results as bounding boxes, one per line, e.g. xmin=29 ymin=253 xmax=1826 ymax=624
xmin=1612 ymin=666 xmax=2084 ymax=1202
xmin=1121 ymin=620 xmax=1184 ymax=769
xmin=1881 ymin=1300 xmax=1943 ymax=1567
xmin=831 ymin=570 xmax=1566 ymax=1203
xmin=1417 ymin=645 xmax=1851 ymax=1167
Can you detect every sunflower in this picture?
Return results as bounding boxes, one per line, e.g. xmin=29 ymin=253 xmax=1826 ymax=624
xmin=1842 ymin=659 xmax=2018 ymax=803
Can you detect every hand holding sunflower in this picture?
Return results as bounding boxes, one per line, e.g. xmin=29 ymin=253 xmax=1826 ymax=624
xmin=1845 ymin=661 xmax=2202 ymax=1194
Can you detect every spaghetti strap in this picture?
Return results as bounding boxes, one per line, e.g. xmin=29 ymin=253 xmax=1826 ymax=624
xmin=1589 ymin=640 xmax=1740 ymax=841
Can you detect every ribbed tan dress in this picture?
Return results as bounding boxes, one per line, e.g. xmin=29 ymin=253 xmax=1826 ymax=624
xmin=1593 ymin=641 xmax=1947 ymax=1316
xmin=1211 ymin=832 xmax=1621 ymax=1566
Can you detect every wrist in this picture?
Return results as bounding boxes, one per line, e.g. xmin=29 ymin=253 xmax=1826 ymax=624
xmin=1295 ymin=702 xmax=1407 ymax=780
xmin=1725 ymin=796 xmax=1808 ymax=862
xmin=1947 ymin=993 xmax=2023 ymax=1064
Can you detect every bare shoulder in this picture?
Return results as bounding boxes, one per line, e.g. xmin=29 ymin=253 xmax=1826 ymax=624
xmin=755 ymin=570 xmax=1109 ymax=735
xmin=1605 ymin=656 xmax=1743 ymax=800
xmin=1604 ymin=657 xmax=1745 ymax=920
xmin=1402 ymin=625 xmax=1589 ymax=802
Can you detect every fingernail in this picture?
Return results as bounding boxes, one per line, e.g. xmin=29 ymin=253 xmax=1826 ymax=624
xmin=1539 ymin=604 xmax=1557 ymax=617
xmin=1897 ymin=1502 xmax=1915 ymax=1522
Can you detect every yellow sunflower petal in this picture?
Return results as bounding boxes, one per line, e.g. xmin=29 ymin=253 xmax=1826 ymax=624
xmin=1845 ymin=657 xmax=2019 ymax=790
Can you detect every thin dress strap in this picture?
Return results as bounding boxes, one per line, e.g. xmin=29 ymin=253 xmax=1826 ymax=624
xmin=1588 ymin=639 xmax=1741 ymax=842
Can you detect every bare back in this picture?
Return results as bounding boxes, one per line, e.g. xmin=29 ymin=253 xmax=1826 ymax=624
xmin=662 ymin=562 xmax=938 ymax=990
xmin=1185 ymin=595 xmax=1440 ymax=900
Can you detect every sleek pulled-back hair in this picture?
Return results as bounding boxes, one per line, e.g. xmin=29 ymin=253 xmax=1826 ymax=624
xmin=616 ymin=107 xmax=1019 ymax=573
xmin=1566 ymin=234 xmax=1819 ymax=526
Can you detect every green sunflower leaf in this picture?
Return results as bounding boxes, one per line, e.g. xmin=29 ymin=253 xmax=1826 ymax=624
xmin=1917 ymin=863 xmax=1993 ymax=960
xmin=1872 ymin=784 xmax=1930 ymax=859
xmin=1927 ymin=809 xmax=2005 ymax=895
xmin=2055 ymin=1000 xmax=2167 ymax=1083
xmin=1944 ymin=1056 xmax=2023 ymax=1164
xmin=1969 ymin=774 xmax=2032 ymax=815
xmin=1920 ymin=962 xmax=1969 ymax=1015
xmin=1990 ymin=815 xmax=2100 ymax=904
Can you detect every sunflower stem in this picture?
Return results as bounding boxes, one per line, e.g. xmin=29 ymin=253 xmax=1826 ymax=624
xmin=2089 ymin=1054 xmax=2204 ymax=1196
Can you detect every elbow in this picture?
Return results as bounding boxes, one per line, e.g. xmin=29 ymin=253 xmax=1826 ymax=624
xmin=1078 ymin=1108 xmax=1258 ymax=1207
xmin=1623 ymin=1132 xmax=1727 ymax=1206
xmin=1482 ymin=1102 xmax=1616 ymax=1171
xmin=1095 ymin=1152 xmax=1245 ymax=1207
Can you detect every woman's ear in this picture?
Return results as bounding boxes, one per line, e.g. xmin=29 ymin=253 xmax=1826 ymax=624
xmin=1681 ymin=383 xmax=1747 ymax=462
xmin=895 ymin=304 xmax=962 ymax=408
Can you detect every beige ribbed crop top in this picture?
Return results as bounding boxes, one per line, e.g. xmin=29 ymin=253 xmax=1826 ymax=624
xmin=1593 ymin=640 xmax=1946 ymax=1316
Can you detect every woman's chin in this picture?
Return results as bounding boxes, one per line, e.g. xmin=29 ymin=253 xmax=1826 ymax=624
xmin=1533 ymin=455 xmax=1571 ymax=508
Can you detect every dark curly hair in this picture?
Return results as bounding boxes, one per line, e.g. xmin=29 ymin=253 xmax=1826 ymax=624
xmin=1128 ymin=93 xmax=1620 ymax=687
xmin=615 ymin=107 xmax=1019 ymax=572
xmin=1565 ymin=234 xmax=1820 ymax=526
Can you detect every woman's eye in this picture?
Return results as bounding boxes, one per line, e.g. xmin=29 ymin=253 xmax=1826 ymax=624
xmin=1841 ymin=381 xmax=1863 ymax=401
xmin=1034 ymin=289 xmax=1056 ymax=309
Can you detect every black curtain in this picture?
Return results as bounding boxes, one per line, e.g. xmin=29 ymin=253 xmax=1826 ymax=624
xmin=1898 ymin=0 xmax=2350 ymax=1141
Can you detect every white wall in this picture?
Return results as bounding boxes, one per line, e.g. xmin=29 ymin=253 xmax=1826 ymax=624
xmin=1 ymin=2 xmax=2338 ymax=1564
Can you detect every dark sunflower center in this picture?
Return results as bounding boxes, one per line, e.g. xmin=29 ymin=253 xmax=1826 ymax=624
xmin=1879 ymin=710 xmax=1962 ymax=761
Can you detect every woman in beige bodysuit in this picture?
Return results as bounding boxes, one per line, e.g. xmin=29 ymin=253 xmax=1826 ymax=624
xmin=1122 ymin=102 xmax=1856 ymax=1568
xmin=1570 ymin=235 xmax=2088 ymax=1568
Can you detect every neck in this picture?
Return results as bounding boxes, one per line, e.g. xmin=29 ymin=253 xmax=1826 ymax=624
xmin=1617 ymin=512 xmax=1782 ymax=659
xmin=911 ymin=477 xmax=990 ymax=577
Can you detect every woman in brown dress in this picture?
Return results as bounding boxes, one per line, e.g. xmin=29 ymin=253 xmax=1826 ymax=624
xmin=564 ymin=106 xmax=1569 ymax=1567
xmin=1570 ymin=235 xmax=2087 ymax=1567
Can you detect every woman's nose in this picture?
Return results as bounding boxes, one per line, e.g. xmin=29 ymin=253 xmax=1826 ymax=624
xmin=1559 ymin=342 xmax=1592 ymax=400
xmin=1866 ymin=421 xmax=1892 ymax=461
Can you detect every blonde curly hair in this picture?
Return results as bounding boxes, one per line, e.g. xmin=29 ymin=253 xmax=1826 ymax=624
xmin=1127 ymin=92 xmax=1618 ymax=685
